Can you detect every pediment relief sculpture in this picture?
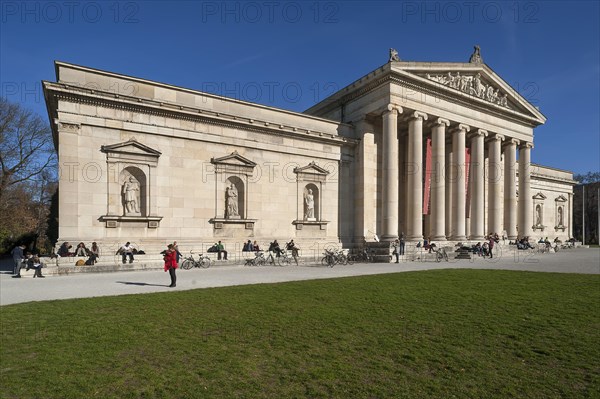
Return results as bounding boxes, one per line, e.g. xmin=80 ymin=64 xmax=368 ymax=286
xmin=425 ymin=72 xmax=509 ymax=109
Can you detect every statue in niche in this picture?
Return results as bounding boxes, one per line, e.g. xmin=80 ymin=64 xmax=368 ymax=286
xmin=389 ymin=48 xmax=400 ymax=62
xmin=304 ymin=189 xmax=315 ymax=220
xmin=226 ymin=183 xmax=239 ymax=218
xmin=122 ymin=176 xmax=140 ymax=215
xmin=535 ymin=205 xmax=542 ymax=227
xmin=558 ymin=207 xmax=564 ymax=227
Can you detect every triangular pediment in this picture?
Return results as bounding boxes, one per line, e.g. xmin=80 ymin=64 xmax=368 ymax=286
xmin=211 ymin=151 xmax=257 ymax=167
xmin=390 ymin=62 xmax=546 ymax=125
xmin=532 ymin=192 xmax=547 ymax=200
xmin=555 ymin=195 xmax=568 ymax=202
xmin=294 ymin=162 xmax=330 ymax=176
xmin=101 ymin=138 xmax=162 ymax=157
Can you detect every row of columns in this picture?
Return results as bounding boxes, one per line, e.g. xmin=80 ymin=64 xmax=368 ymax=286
xmin=377 ymin=105 xmax=533 ymax=242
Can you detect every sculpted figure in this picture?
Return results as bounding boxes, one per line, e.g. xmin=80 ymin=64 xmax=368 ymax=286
xmin=469 ymin=45 xmax=483 ymax=64
xmin=304 ymin=189 xmax=315 ymax=220
xmin=389 ymin=48 xmax=400 ymax=62
xmin=460 ymin=75 xmax=470 ymax=92
xmin=226 ymin=184 xmax=239 ymax=218
xmin=558 ymin=207 xmax=563 ymax=226
xmin=486 ymin=85 xmax=495 ymax=102
xmin=536 ymin=205 xmax=542 ymax=226
xmin=498 ymin=94 xmax=508 ymax=107
xmin=123 ymin=177 xmax=140 ymax=214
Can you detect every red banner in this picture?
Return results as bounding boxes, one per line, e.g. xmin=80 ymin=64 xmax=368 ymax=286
xmin=423 ymin=137 xmax=432 ymax=215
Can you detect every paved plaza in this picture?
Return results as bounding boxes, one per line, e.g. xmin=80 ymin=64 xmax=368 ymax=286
xmin=1 ymin=248 xmax=598 ymax=306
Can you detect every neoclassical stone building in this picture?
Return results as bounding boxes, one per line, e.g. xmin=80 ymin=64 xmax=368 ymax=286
xmin=43 ymin=48 xmax=576 ymax=254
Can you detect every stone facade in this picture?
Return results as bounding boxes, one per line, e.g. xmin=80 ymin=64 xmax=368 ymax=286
xmin=43 ymin=53 xmax=576 ymax=255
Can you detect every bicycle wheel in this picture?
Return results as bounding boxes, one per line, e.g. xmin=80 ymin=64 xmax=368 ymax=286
xmin=321 ymin=256 xmax=329 ymax=267
xmin=346 ymin=255 xmax=354 ymax=265
xmin=278 ymin=256 xmax=291 ymax=266
xmin=338 ymin=254 xmax=349 ymax=265
xmin=200 ymin=257 xmax=211 ymax=268
xmin=181 ymin=259 xmax=194 ymax=270
xmin=435 ymin=252 xmax=442 ymax=263
xmin=443 ymin=251 xmax=449 ymax=262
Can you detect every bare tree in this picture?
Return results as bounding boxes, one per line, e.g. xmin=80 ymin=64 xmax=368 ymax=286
xmin=0 ymin=98 xmax=57 ymax=203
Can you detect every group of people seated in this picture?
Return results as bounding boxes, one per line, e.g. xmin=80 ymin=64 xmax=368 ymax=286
xmin=57 ymin=241 xmax=101 ymax=265
xmin=241 ymin=239 xmax=300 ymax=257
xmin=471 ymin=242 xmax=491 ymax=257
xmin=416 ymin=238 xmax=437 ymax=253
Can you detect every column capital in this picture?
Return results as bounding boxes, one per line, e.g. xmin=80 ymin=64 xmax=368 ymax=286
xmin=410 ymin=111 xmax=428 ymax=121
xmin=434 ymin=117 xmax=450 ymax=127
xmin=472 ymin=128 xmax=488 ymax=138
xmin=383 ymin=104 xmax=403 ymax=115
xmin=452 ymin=123 xmax=470 ymax=134
xmin=519 ymin=141 xmax=534 ymax=149
xmin=502 ymin=138 xmax=520 ymax=148
xmin=487 ymin=133 xmax=505 ymax=142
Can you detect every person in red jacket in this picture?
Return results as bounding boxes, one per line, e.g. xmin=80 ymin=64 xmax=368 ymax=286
xmin=163 ymin=244 xmax=178 ymax=288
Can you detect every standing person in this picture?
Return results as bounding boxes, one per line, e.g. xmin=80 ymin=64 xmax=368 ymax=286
xmin=163 ymin=244 xmax=178 ymax=288
xmin=392 ymin=239 xmax=400 ymax=263
xmin=286 ymin=240 xmax=300 ymax=265
xmin=488 ymin=237 xmax=495 ymax=259
xmin=217 ymin=241 xmax=228 ymax=260
xmin=120 ymin=242 xmax=135 ymax=264
xmin=11 ymin=244 xmax=25 ymax=278
xmin=399 ymin=232 xmax=406 ymax=256
xmin=252 ymin=241 xmax=260 ymax=252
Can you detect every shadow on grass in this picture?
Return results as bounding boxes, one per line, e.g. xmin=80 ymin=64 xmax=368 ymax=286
xmin=115 ymin=281 xmax=169 ymax=287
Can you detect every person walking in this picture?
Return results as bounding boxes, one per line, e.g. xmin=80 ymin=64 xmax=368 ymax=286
xmin=11 ymin=244 xmax=25 ymax=278
xmin=488 ymin=237 xmax=495 ymax=259
xmin=163 ymin=244 xmax=178 ymax=288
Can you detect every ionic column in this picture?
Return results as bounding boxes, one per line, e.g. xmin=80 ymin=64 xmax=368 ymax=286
xmin=445 ymin=142 xmax=453 ymax=238
xmin=518 ymin=142 xmax=533 ymax=238
xmin=431 ymin=118 xmax=449 ymax=241
xmin=470 ymin=129 xmax=487 ymax=240
xmin=503 ymin=139 xmax=519 ymax=239
xmin=488 ymin=133 xmax=504 ymax=235
xmin=451 ymin=124 xmax=470 ymax=240
xmin=381 ymin=105 xmax=402 ymax=241
xmin=406 ymin=111 xmax=428 ymax=241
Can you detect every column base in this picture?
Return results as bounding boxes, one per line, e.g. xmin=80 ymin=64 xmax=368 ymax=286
xmin=406 ymin=235 xmax=423 ymax=242
xmin=380 ymin=234 xmax=398 ymax=242
xmin=450 ymin=235 xmax=466 ymax=241
xmin=470 ymin=235 xmax=485 ymax=240
xmin=431 ymin=236 xmax=447 ymax=241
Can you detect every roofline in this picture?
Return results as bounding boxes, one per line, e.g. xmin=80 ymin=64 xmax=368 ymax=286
xmin=53 ymin=61 xmax=351 ymax=128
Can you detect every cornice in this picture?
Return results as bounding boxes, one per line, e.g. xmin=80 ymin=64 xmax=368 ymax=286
xmin=44 ymin=82 xmax=358 ymax=147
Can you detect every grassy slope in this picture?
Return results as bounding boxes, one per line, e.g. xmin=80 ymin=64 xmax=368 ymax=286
xmin=1 ymin=269 xmax=599 ymax=399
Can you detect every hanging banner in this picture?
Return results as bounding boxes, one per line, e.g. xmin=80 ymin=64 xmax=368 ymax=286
xmin=465 ymin=147 xmax=471 ymax=218
xmin=423 ymin=137 xmax=432 ymax=215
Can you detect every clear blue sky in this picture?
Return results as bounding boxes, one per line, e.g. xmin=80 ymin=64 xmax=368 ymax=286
xmin=1 ymin=0 xmax=598 ymax=174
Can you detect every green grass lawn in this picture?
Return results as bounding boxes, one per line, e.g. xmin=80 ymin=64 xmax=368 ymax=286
xmin=1 ymin=269 xmax=599 ymax=399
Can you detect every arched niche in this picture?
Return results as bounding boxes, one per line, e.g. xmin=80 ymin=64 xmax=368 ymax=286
xmin=293 ymin=162 xmax=330 ymax=231
xmin=100 ymin=138 xmax=162 ymax=228
xmin=303 ymin=183 xmax=319 ymax=221
xmin=225 ymin=176 xmax=245 ymax=219
xmin=120 ymin=166 xmax=147 ymax=216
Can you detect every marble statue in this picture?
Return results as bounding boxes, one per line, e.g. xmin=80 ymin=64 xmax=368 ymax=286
xmin=469 ymin=45 xmax=483 ymax=64
xmin=123 ymin=176 xmax=140 ymax=215
xmin=226 ymin=184 xmax=239 ymax=218
xmin=535 ymin=205 xmax=542 ymax=226
xmin=304 ymin=189 xmax=315 ymax=220
xmin=558 ymin=207 xmax=563 ymax=227
xmin=389 ymin=48 xmax=400 ymax=62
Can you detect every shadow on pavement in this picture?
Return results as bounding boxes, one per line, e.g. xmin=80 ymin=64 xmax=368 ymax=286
xmin=116 ymin=281 xmax=169 ymax=287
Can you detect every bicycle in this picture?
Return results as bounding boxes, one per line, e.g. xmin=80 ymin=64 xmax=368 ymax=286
xmin=321 ymin=249 xmax=337 ymax=267
xmin=432 ymin=247 xmax=449 ymax=262
xmin=180 ymin=251 xmax=212 ymax=269
xmin=245 ymin=251 xmax=266 ymax=266
xmin=348 ymin=248 xmax=373 ymax=263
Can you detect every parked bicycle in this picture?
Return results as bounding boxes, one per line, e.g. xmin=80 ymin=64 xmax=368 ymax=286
xmin=347 ymin=248 xmax=374 ymax=263
xmin=431 ymin=247 xmax=449 ymax=262
xmin=245 ymin=251 xmax=266 ymax=266
xmin=180 ymin=251 xmax=212 ymax=269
